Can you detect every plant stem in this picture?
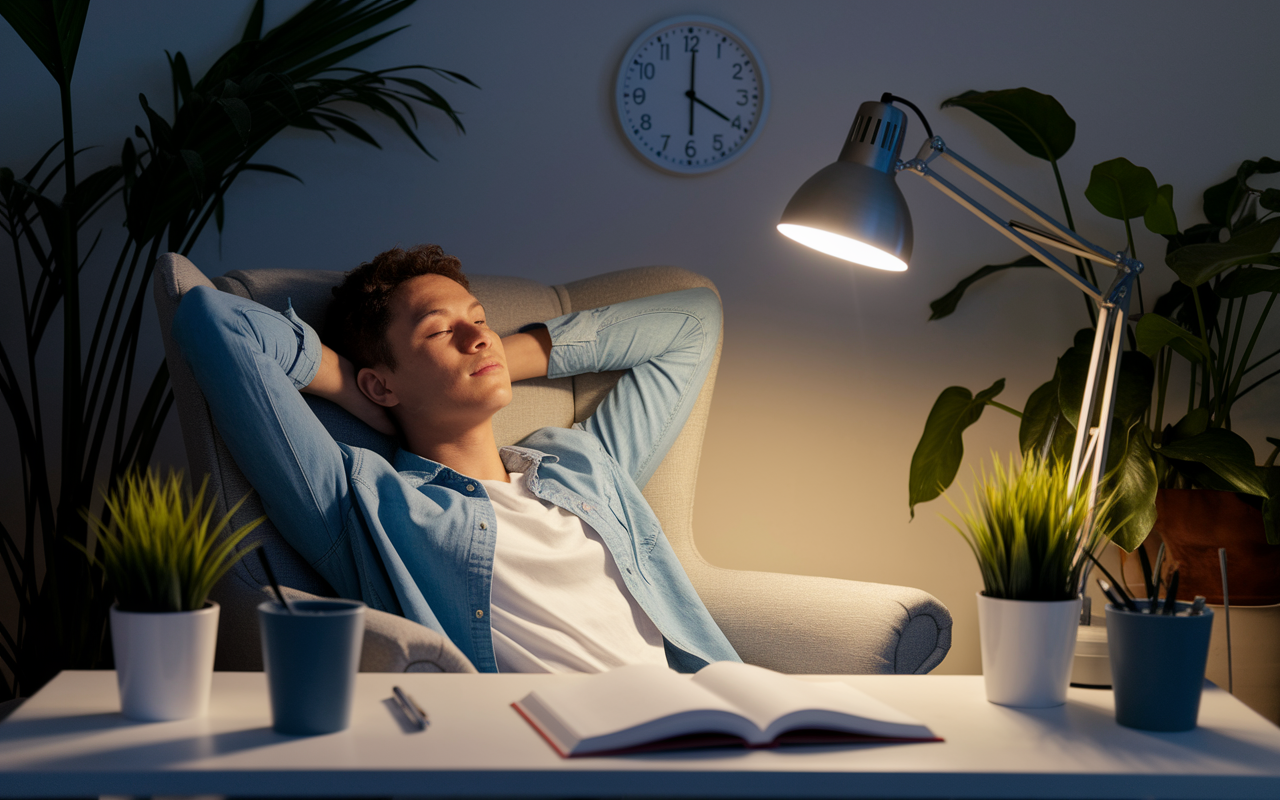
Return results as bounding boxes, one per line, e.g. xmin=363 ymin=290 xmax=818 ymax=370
xmin=1228 ymin=293 xmax=1276 ymax=407
xmin=1236 ymin=363 xmax=1280 ymax=401
xmin=1190 ymin=288 xmax=1221 ymax=413
xmin=1245 ymin=344 xmax=1280 ymax=375
xmin=985 ymin=400 xmax=1023 ymax=418
xmin=1153 ymin=346 xmax=1169 ymax=445
xmin=1122 ymin=217 xmax=1144 ymax=314
xmin=1048 ymin=158 xmax=1098 ymax=327
xmin=1219 ymin=293 xmax=1251 ymax=423
xmin=54 ymin=66 xmax=83 ymax=669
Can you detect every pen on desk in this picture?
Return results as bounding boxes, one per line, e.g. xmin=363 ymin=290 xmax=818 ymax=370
xmin=393 ymin=685 xmax=429 ymax=730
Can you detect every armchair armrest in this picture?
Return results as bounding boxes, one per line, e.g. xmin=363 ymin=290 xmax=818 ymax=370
xmin=267 ymin=587 xmax=477 ymax=673
xmin=690 ymin=566 xmax=952 ymax=674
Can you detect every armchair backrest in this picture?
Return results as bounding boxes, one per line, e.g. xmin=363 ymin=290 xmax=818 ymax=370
xmin=153 ymin=254 xmax=721 ymax=670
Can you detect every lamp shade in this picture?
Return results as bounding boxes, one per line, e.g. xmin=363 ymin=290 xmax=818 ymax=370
xmin=778 ymin=100 xmax=913 ymax=271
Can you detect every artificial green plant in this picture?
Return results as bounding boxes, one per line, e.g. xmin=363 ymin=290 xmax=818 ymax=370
xmin=77 ymin=470 xmax=263 ymax=613
xmin=0 ymin=0 xmax=473 ymax=701
xmin=947 ymin=452 xmax=1115 ymax=601
xmin=907 ymin=88 xmax=1280 ymax=551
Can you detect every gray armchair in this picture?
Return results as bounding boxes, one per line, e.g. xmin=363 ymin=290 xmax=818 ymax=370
xmin=154 ymin=254 xmax=952 ymax=674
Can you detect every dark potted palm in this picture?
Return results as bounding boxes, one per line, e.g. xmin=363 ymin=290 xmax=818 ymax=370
xmin=0 ymin=0 xmax=474 ymax=703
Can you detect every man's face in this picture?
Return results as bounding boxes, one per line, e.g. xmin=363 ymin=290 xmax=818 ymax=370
xmin=372 ymin=273 xmax=512 ymax=428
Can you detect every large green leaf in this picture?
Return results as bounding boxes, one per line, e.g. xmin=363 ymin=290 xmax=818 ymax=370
xmin=1084 ymin=158 xmax=1157 ymax=221
xmin=1106 ymin=425 xmax=1159 ymax=552
xmin=1152 ymin=279 xmax=1221 ymax=334
xmin=1156 ymin=428 xmax=1266 ymax=496
xmin=1215 ymin=266 xmax=1280 ymax=298
xmin=941 ymin=88 xmax=1075 ymax=162
xmin=927 ymin=255 xmax=1044 ymax=320
xmin=1144 ymin=184 xmax=1178 ymax=236
xmin=1019 ymin=375 xmax=1073 ymax=461
xmin=0 ymin=0 xmax=91 ymax=84
xmin=1262 ymin=188 xmax=1280 ymax=214
xmin=1167 ymin=217 xmax=1280 ymax=287
xmin=908 ymin=380 xmax=1006 ymax=516
xmin=1202 ymin=157 xmax=1280 ymax=228
xmin=1058 ymin=336 xmax=1154 ymax=430
xmin=1134 ymin=313 xmax=1210 ymax=363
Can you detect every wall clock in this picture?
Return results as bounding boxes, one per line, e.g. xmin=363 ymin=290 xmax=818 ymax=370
xmin=615 ymin=16 xmax=770 ymax=174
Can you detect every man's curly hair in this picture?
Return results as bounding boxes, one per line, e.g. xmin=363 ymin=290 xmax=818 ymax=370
xmin=323 ymin=244 xmax=470 ymax=371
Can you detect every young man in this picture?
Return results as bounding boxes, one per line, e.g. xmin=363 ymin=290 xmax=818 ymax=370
xmin=173 ymin=244 xmax=739 ymax=673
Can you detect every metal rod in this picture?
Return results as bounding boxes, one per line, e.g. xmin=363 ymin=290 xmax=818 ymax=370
xmin=936 ymin=146 xmax=1118 ymax=264
xmin=1008 ymin=220 xmax=1115 ymax=264
xmin=1069 ymin=304 xmax=1111 ymax=492
xmin=909 ymin=167 xmax=1105 ymax=301
xmin=1085 ymin=302 xmax=1128 ymax=519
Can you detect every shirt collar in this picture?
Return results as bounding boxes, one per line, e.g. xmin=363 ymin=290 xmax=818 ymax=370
xmin=390 ymin=445 xmax=558 ymax=487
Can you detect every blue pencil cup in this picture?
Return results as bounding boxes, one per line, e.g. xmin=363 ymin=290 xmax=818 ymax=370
xmin=259 ymin=599 xmax=365 ymax=735
xmin=1106 ymin=601 xmax=1214 ymax=732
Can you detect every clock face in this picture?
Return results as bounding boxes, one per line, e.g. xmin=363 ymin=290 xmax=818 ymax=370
xmin=615 ymin=17 xmax=769 ymax=174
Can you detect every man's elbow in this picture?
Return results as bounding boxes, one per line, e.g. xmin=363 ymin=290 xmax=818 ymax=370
xmin=172 ymin=285 xmax=240 ymax=359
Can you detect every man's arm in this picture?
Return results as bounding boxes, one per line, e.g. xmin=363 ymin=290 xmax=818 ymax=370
xmin=540 ymin=288 xmax=722 ymax=489
xmin=502 ymin=327 xmax=553 ymax=382
xmin=303 ymin=344 xmax=398 ymax=435
xmin=172 ymin=287 xmax=361 ymax=596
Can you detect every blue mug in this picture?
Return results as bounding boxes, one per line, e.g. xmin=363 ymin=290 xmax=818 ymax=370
xmin=258 ymin=599 xmax=365 ymax=735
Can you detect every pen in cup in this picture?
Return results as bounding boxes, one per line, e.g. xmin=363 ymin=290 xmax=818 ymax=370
xmin=393 ymin=685 xmax=429 ymax=730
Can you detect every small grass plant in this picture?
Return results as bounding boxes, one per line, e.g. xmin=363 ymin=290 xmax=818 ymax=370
xmin=946 ymin=453 xmax=1117 ymax=601
xmin=77 ymin=470 xmax=264 ymax=612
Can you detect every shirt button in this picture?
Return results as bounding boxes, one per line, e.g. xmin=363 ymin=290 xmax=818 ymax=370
xmin=479 ymin=522 xmax=488 ymax=530
xmin=465 ymin=484 xmax=475 ymax=492
xmin=475 ymin=609 xmax=484 ymax=619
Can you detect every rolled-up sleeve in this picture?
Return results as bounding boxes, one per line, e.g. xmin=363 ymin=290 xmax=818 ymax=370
xmin=543 ymin=287 xmax=722 ymax=488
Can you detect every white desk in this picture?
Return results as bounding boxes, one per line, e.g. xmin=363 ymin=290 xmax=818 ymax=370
xmin=1 ymin=671 xmax=1279 ymax=799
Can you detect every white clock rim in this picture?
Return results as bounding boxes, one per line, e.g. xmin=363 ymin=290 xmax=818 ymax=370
xmin=614 ymin=15 xmax=770 ymax=176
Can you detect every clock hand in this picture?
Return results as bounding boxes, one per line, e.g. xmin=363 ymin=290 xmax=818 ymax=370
xmin=688 ymin=49 xmax=696 ymax=136
xmin=685 ymin=91 xmax=730 ymax=122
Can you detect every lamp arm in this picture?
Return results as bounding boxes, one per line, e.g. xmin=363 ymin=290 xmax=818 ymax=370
xmin=899 ymin=134 xmax=1144 ymax=584
xmin=932 ymin=143 xmax=1118 ymax=265
xmin=902 ymin=136 xmax=1146 ymax=302
xmin=905 ymin=161 xmax=1106 ymax=302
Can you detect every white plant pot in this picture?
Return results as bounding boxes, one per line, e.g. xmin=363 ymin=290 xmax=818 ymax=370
xmin=110 ymin=601 xmax=219 ymax=721
xmin=977 ymin=592 xmax=1081 ymax=708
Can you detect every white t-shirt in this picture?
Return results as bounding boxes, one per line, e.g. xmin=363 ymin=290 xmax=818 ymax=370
xmin=481 ymin=472 xmax=668 ymax=673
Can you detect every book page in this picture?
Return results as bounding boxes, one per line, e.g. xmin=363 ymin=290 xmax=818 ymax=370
xmin=523 ymin=664 xmax=747 ymax=744
xmin=692 ymin=662 xmax=935 ymax=740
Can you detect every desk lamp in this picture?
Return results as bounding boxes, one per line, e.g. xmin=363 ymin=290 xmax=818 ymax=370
xmin=778 ymin=93 xmax=1142 ymax=571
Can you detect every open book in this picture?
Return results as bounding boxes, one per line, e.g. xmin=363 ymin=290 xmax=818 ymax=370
xmin=513 ymin=661 xmax=941 ymax=757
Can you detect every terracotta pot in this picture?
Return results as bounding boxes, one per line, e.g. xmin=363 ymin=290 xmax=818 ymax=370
xmin=1123 ymin=489 xmax=1280 ymax=605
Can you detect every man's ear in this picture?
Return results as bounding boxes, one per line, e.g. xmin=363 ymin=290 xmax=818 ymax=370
xmin=357 ymin=366 xmax=399 ymax=409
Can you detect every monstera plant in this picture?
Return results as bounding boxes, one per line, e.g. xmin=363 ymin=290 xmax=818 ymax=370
xmin=0 ymin=0 xmax=474 ymax=702
xmin=907 ymin=88 xmax=1279 ymax=552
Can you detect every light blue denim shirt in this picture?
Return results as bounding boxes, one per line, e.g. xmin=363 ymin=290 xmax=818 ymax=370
xmin=173 ymin=285 xmax=740 ymax=673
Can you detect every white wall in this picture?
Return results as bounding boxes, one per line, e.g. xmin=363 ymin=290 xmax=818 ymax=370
xmin=3 ymin=0 xmax=1277 ymax=674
